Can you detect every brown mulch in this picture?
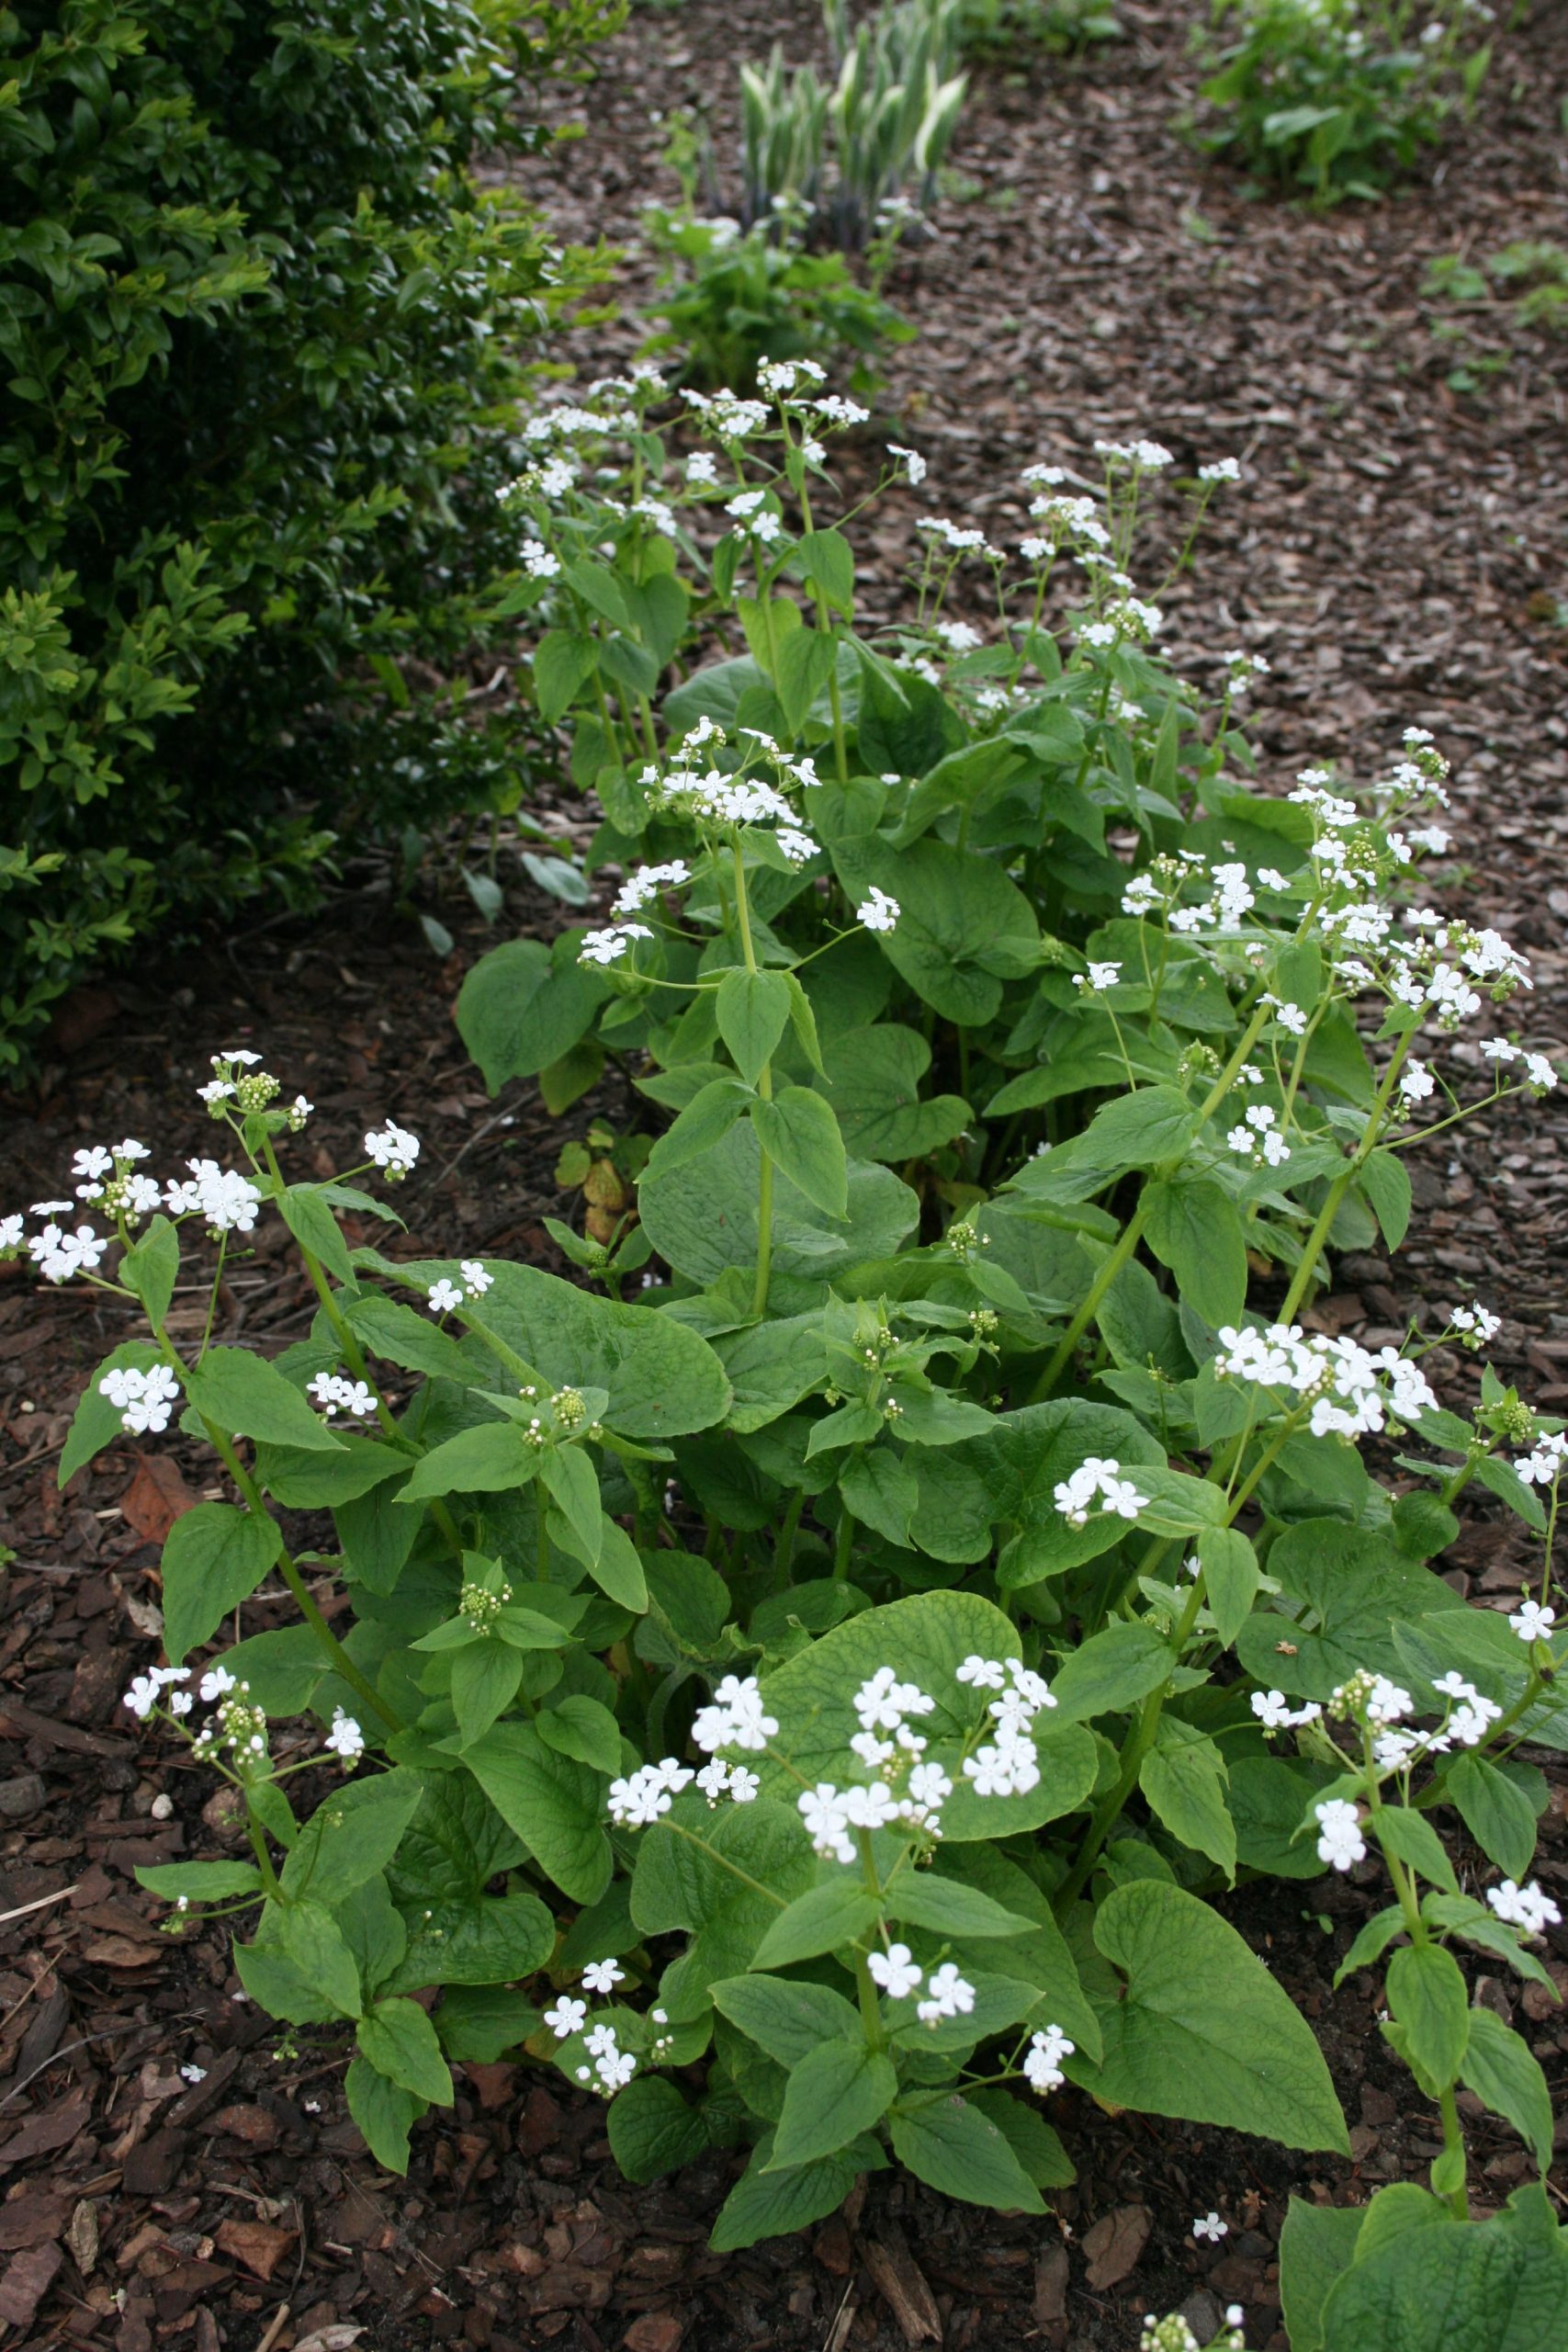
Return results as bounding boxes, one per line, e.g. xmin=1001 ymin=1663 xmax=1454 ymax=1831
xmin=3 ymin=2 xmax=1568 ymax=2346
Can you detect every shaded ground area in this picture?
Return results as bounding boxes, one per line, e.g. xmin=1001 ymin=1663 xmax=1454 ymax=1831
xmin=1 ymin=2 xmax=1566 ymax=2346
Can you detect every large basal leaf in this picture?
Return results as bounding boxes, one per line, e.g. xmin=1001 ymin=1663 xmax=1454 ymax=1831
xmin=630 ymin=1799 xmax=814 ymax=2023
xmin=1320 ymin=2187 xmax=1568 ymax=2352
xmin=375 ymin=1259 xmax=730 ymax=1441
xmin=830 ymin=838 xmax=1039 ymax=1027
xmin=954 ymin=1398 xmax=1167 ymax=1583
xmin=455 ymin=936 xmax=607 ymax=1092
xmin=753 ymin=1589 xmax=1098 ymax=1842
xmin=463 ymin=1722 xmax=612 ymax=1905
xmin=817 ymin=1024 xmax=971 ymax=1163
xmin=1076 ymin=1878 xmax=1348 ymax=2154
xmin=1235 ymin=1521 xmax=1466 ymax=1702
xmin=637 ymin=1122 xmax=919 ymax=1298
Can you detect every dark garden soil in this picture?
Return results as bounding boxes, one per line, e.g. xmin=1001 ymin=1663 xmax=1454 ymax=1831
xmin=2 ymin=2 xmax=1568 ymax=2346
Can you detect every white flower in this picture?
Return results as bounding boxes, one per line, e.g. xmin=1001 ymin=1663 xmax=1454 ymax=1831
xmin=364 ymin=1123 xmax=420 ymax=1177
xmin=866 ymin=1943 xmax=922 ymax=1999
xmin=606 ymin=1760 xmax=694 ymax=1826
xmin=1509 ymin=1599 xmax=1556 ymax=1643
xmin=1022 ymin=2023 xmax=1074 ymax=2094
xmin=100 ymin=1363 xmax=182 ymax=1437
xmin=199 ymin=1666 xmax=237 ymax=1704
xmin=427 ymin=1279 xmax=464 ymax=1315
xmin=308 ymin=1372 xmax=377 ymax=1420
xmin=956 ymin=1656 xmax=1007 ymax=1690
xmin=1399 ymin=1057 xmax=1435 ymax=1104
xmin=1250 ymin=1690 xmax=1321 ymax=1732
xmin=612 ymin=860 xmax=690 ymax=916
xmin=888 ymin=443 xmax=926 ymax=485
xmin=1193 ymin=2211 xmax=1228 ymax=2244
xmin=579 ymin=922 xmax=653 ymax=967
xmin=581 ymin=1958 xmax=626 ymax=1996
xmin=179 ymin=2064 xmax=207 ymax=2085
xmin=1052 ymin=1455 xmax=1148 ymax=1526
xmin=1486 ymin=1879 xmax=1562 ymax=1936
xmin=1524 ymin=1053 xmax=1559 ymax=1092
xmin=693 ymin=1674 xmax=778 ymax=1753
xmin=544 ymin=1996 xmax=587 ymax=2040
xmin=1314 ymin=1798 xmax=1366 ymax=1872
xmin=1074 ymin=961 xmax=1122 ymax=995
xmin=1200 ymin=458 xmax=1240 ymax=484
xmin=164 ymin=1159 xmax=264 ymax=1234
xmin=324 ymin=1710 xmax=365 ymax=1764
xmin=797 ymin=1783 xmax=856 ymax=1865
xmin=123 ymin=1675 xmax=161 ymax=1720
xmin=857 ymin=886 xmax=900 ymax=934
xmin=458 ymin=1260 xmax=493 ymax=1295
xmin=728 ymin=1765 xmax=760 ymax=1804
xmin=915 ymin=1963 xmax=975 ymax=2025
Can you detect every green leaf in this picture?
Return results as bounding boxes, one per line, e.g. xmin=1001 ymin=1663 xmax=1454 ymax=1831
xmin=642 ymin=1077 xmax=753 ymax=1181
xmin=347 ymin=1295 xmax=473 ymax=1385
xmin=965 ymin=2087 xmax=1075 ymax=2188
xmin=534 ymin=628 xmax=599 ymax=721
xmin=1280 ymin=2197 xmax=1366 ymax=2352
xmin=356 ymin=1996 xmax=454 ymax=2106
xmin=1387 ymin=1942 xmax=1470 ymax=2089
xmin=536 ymin=1693 xmax=623 ymax=1776
xmin=1144 ymin=1177 xmax=1247 ymax=1327
xmin=960 ymin=1399 xmax=1167 ymax=1585
xmin=345 ymin=2053 xmax=423 ymax=2173
xmin=1460 ymin=2007 xmax=1554 ymax=2171
xmin=1139 ymin=1724 xmax=1235 ymax=1880
xmin=136 ymin=1860 xmax=263 ymax=1905
xmin=119 ymin=1216 xmax=180 ymax=1325
xmin=279 ymin=1185 xmax=354 ymax=1284
xmin=769 ymin=2041 xmax=897 ymax=2172
xmin=1081 ymin=1879 xmax=1348 ymax=2152
xmin=711 ymin=1974 xmax=861 ymax=2068
xmin=428 ymin=1261 xmax=731 ymax=1442
xmin=798 ymin=528 xmax=854 ymax=617
xmin=236 ymin=1900 xmax=362 ymax=2023
xmin=398 ymin=1420 xmax=536 ymax=1503
xmin=716 ymin=967 xmax=791 ymax=1088
xmin=774 ymin=626 xmax=839 ymax=735
xmin=464 ymin=1722 xmax=612 ymax=1905
xmin=818 ymin=1023 xmax=970 ymax=1162
xmin=630 ymin=1804 xmax=812 ymax=2023
xmin=185 ymin=1347 xmax=347 ymax=1453
xmin=883 ymin=1876 xmax=1035 ymax=1940
xmin=1377 ymin=1805 xmax=1460 ymax=1896
xmin=1083 ymin=1085 xmax=1201 ymax=1172
xmin=538 ymin=1444 xmax=602 ymax=1566
xmin=1359 ymin=1148 xmax=1413 ymax=1251
xmin=450 ymin=1640 xmax=524 ymax=1747
xmin=751 ymin=1087 xmax=849 ymax=1221
xmin=637 ymin=1121 xmax=917 ymax=1296
xmin=1446 ymin=1754 xmax=1540 ymax=1881
xmin=1049 ymin=1622 xmax=1174 ymax=1724
xmin=889 ymin=2094 xmax=1045 ymax=2214
xmin=455 ymin=938 xmax=605 ymax=1092
xmin=838 ymin=1447 xmax=917 ymax=1546
xmin=281 ymin=1771 xmax=425 ymax=1903
xmin=255 ymin=1431 xmax=408 ymax=1507
xmin=1319 ymin=2188 xmax=1568 ymax=2352
xmin=1196 ymin=1526 xmax=1260 ymax=1648
xmin=750 ymin=1885 xmax=882 ymax=1973
xmin=607 ymin=2075 xmax=711 ymax=2183
xmin=434 ymin=1986 xmax=541 ymax=2064
xmin=161 ymin=1503 xmax=283 ymax=1664
xmin=831 ymin=839 xmax=1038 ymax=1027
xmin=709 ymin=2132 xmax=880 ymax=2252
xmin=388 ymin=1890 xmax=555 ymax=1995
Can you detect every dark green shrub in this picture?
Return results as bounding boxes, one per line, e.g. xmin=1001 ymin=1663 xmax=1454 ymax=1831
xmin=0 ymin=0 xmax=617 ymax=1067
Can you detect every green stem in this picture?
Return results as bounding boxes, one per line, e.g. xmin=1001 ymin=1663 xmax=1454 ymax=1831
xmin=1365 ymin=1759 xmax=1469 ymax=2219
xmin=244 ymin=1812 xmax=281 ymax=1895
xmin=730 ymin=841 xmax=775 ymax=1317
xmin=1277 ymin=1032 xmax=1416 ymax=1326
xmin=774 ymin=1487 xmax=806 ymax=1577
xmin=833 ymin=1503 xmax=855 ymax=1580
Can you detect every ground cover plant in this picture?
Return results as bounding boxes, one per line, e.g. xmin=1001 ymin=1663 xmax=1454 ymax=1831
xmin=1190 ymin=0 xmax=1493 ymax=202
xmin=0 ymin=0 xmax=615 ymax=1070
xmin=8 ymin=361 xmax=1568 ymax=2347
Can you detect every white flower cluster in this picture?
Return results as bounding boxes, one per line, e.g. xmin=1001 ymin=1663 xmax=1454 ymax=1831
xmin=68 ymin=1137 xmax=160 ymax=1214
xmin=100 ymin=1362 xmax=182 ymax=1436
xmin=164 ymin=1159 xmax=264 ymax=1234
xmin=10 ymin=1207 xmax=109 ymax=1283
xmin=309 ymin=1371 xmax=378 ymax=1420
xmin=1486 ymin=1878 xmax=1562 ymax=1936
xmin=364 ymin=1122 xmax=420 ymax=1179
xmin=1517 ymin=1430 xmax=1567 ymax=1487
xmin=1480 ymin=1039 xmax=1558 ymax=1095
xmin=1213 ymin=1323 xmax=1437 ymax=1441
xmin=611 ymin=860 xmax=691 ymax=917
xmin=864 ymin=1946 xmax=977 ymax=2027
xmin=604 ymin=1752 xmax=761 ymax=1826
xmin=1314 ymin=1798 xmax=1366 ymax=1872
xmin=857 ymin=886 xmax=901 ymax=935
xmin=1226 ymin=1102 xmax=1290 ymax=1169
xmin=1095 ymin=436 xmax=1173 ymax=470
xmin=543 ymin=1958 xmax=676 ymax=2097
xmin=1448 ymin=1302 xmax=1501 ymax=1351
xmin=1052 ymin=1454 xmax=1149 ymax=1526
xmin=424 ymin=1261 xmax=491 ymax=1317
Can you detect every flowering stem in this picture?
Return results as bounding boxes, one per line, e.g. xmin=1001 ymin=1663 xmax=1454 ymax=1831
xmin=1278 ymin=1033 xmax=1415 ymax=1326
xmin=730 ymin=842 xmax=775 ymax=1317
xmin=1362 ymin=1749 xmax=1469 ymax=2220
xmin=245 ymin=1812 xmax=281 ymax=1896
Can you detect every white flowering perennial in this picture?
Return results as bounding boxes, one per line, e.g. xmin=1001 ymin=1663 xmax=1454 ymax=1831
xmin=1485 ymin=1879 xmax=1562 ymax=1937
xmin=309 ymin=1371 xmax=378 ymax=1420
xmin=364 ymin=1122 xmax=420 ymax=1179
xmin=1314 ymin=1798 xmax=1367 ymax=1872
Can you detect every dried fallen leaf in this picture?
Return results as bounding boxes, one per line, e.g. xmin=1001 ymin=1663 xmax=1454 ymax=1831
xmin=214 ymin=2216 xmax=295 ymax=2282
xmin=65 ymin=2199 xmax=99 ymax=2274
xmin=118 ymin=1453 xmax=199 ymax=1543
xmin=1081 ymin=2203 xmax=1150 ymax=2291
xmin=294 ymin=2328 xmax=366 ymax=2352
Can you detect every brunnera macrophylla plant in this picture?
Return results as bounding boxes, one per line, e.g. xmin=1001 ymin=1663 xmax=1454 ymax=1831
xmin=13 ymin=379 xmax=1568 ymax=2312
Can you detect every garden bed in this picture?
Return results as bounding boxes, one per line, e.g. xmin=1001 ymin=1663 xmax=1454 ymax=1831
xmin=1 ymin=3 xmax=1566 ymax=2348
